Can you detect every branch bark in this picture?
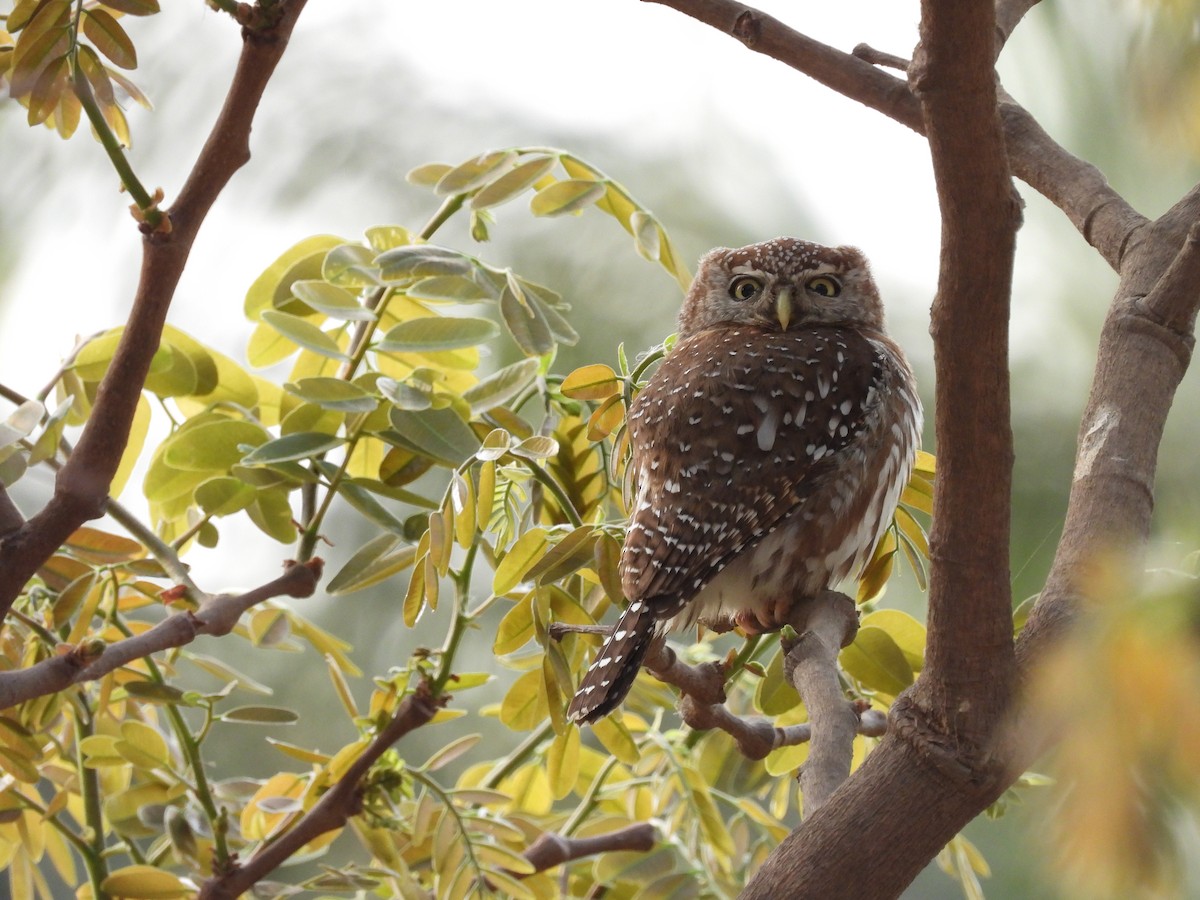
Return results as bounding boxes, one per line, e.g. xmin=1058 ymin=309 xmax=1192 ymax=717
xmin=198 ymin=683 xmax=444 ymax=900
xmin=781 ymin=592 xmax=860 ymax=814
xmin=0 ymin=559 xmax=323 ymax=710
xmin=520 ymin=823 xmax=657 ymax=874
xmin=0 ymin=0 xmax=309 ymax=619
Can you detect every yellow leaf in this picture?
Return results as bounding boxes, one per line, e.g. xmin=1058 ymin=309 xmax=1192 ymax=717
xmin=493 ymin=527 xmax=548 ymax=595
xmin=547 ymin=726 xmax=580 ymax=800
xmin=499 ymin=669 xmax=548 ymax=730
xmin=100 ymin=866 xmax=190 ymax=899
xmin=560 ymin=363 xmax=620 ymax=401
xmin=591 ymin=715 xmax=639 ymax=765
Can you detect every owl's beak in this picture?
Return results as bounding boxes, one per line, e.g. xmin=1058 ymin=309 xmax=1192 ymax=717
xmin=775 ymin=286 xmax=793 ymax=331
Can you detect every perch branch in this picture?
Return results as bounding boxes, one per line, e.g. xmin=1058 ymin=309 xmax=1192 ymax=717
xmin=780 ymin=591 xmax=859 ymax=813
xmin=0 ymin=0 xmax=310 ymax=619
xmin=642 ymin=0 xmax=1145 ymax=270
xmin=198 ymin=683 xmax=444 ymax=900
xmin=520 ymin=823 xmax=657 ymax=874
xmin=0 ymin=559 xmax=322 ymax=710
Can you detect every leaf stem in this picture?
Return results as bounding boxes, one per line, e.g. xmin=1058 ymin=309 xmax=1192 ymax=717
xmin=70 ymin=53 xmax=161 ymax=228
xmin=73 ymin=703 xmax=111 ymax=900
xmin=418 ymin=194 xmax=467 ymax=241
xmin=481 ymin=720 xmax=553 ymax=788
xmin=111 ymin=619 xmax=232 ymax=868
xmin=430 ymin=541 xmax=478 ymax=697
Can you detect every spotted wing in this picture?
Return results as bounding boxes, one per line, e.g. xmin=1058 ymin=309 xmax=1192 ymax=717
xmin=619 ymin=325 xmax=885 ymax=606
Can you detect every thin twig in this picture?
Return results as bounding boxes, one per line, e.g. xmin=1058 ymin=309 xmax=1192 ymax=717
xmin=197 ymin=683 xmax=444 ymax=900
xmin=0 ymin=559 xmax=323 ymax=710
xmin=520 ymin=824 xmax=657 ymax=874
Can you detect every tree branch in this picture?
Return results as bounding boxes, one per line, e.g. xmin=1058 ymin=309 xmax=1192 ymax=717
xmin=911 ymin=0 xmax=1019 ymax=723
xmin=0 ymin=559 xmax=323 ymax=710
xmin=197 ymin=683 xmax=444 ymax=900
xmin=642 ymin=0 xmax=1146 ymax=271
xmin=0 ymin=486 xmax=23 ymax=539
xmin=781 ymin=591 xmax=860 ymax=814
xmin=1017 ymin=188 xmax=1200 ymax=670
xmin=520 ymin=823 xmax=657 ymax=874
xmin=0 ymin=0 xmax=309 ymax=620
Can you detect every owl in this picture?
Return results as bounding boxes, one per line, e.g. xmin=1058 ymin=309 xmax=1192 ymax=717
xmin=566 ymin=237 xmax=923 ymax=724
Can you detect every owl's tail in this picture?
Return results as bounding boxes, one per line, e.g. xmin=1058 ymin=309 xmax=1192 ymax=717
xmin=567 ymin=599 xmax=660 ymax=724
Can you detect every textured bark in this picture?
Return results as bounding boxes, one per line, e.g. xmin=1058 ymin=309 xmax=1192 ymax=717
xmin=644 ymin=0 xmax=1200 ymax=897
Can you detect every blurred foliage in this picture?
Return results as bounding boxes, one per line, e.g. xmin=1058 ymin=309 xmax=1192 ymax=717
xmin=1027 ymin=553 xmax=1200 ymax=900
xmin=1130 ymin=0 xmax=1200 ymax=155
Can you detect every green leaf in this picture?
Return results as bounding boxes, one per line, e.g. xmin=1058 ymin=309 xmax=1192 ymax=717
xmin=493 ymin=528 xmax=548 ymax=595
xmin=322 ymin=243 xmax=381 ymax=288
xmin=327 ymin=533 xmax=418 ymax=595
xmin=435 ymin=150 xmax=517 ymax=195
xmin=560 ymin=363 xmax=620 ymax=401
xmin=101 ymin=0 xmax=160 ymax=14
xmin=286 ymin=377 xmax=378 ymax=413
xmin=510 ymin=435 xmax=558 ymax=460
xmin=493 ymin=594 xmax=535 ymax=655
xmin=378 ymin=316 xmax=499 ymax=352
xmin=499 ymin=668 xmax=548 ymax=730
xmin=405 ymin=274 xmax=494 ymax=303
xmin=0 ymin=399 xmax=43 ymax=450
xmin=529 ymin=179 xmax=606 ymax=216
xmin=406 ymin=162 xmax=452 ymax=187
xmin=376 ymin=245 xmax=472 ymax=281
xmin=499 ymin=284 xmax=554 ymax=356
xmin=755 ymin=647 xmax=802 ymax=716
xmin=162 ymin=419 xmax=269 ymax=472
xmin=122 ymin=682 xmax=189 ymax=704
xmin=245 ymin=235 xmax=345 ymax=319
xmin=101 ymin=866 xmax=191 ymax=899
xmin=860 ymin=609 xmax=926 ymax=673
xmin=384 ymin=407 xmax=479 ymax=466
xmin=219 ymin=706 xmax=300 ymax=725
xmin=377 ymin=377 xmax=432 ymax=411
xmin=261 ymin=310 xmax=348 ymax=361
xmin=629 ymin=210 xmax=661 ymax=261
xmin=82 ymin=8 xmax=136 ymax=69
xmin=332 ymin=478 xmax=408 ymax=534
xmin=462 ymin=358 xmax=540 ymax=416
xmin=470 ymin=154 xmax=557 ymax=209
xmin=240 ymin=431 xmax=344 ymax=465
xmin=194 ymin=476 xmax=257 ymax=517
xmin=291 ymin=280 xmax=375 ymax=321
xmin=839 ymin=625 xmax=914 ymax=697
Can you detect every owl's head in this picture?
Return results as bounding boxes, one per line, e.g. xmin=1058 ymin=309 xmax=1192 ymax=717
xmin=677 ymin=238 xmax=885 ymax=337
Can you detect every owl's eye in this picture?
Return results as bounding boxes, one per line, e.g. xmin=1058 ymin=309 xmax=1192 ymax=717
xmin=728 ymin=276 xmax=764 ymax=302
xmin=806 ymin=275 xmax=842 ymax=298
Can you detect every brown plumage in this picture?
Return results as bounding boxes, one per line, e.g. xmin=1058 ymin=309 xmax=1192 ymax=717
xmin=567 ymin=238 xmax=922 ymax=724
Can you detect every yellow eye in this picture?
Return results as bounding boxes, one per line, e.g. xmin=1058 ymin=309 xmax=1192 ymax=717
xmin=728 ymin=275 xmax=763 ymax=302
xmin=807 ymin=275 xmax=842 ymax=297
